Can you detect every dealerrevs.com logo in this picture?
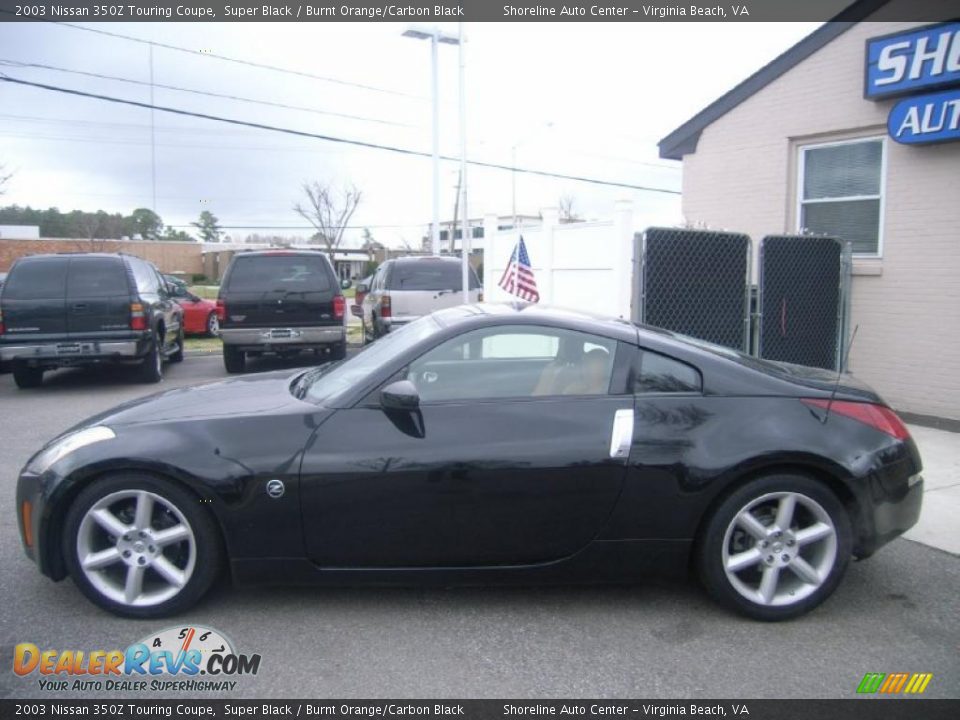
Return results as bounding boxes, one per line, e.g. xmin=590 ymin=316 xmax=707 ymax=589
xmin=13 ymin=625 xmax=261 ymax=693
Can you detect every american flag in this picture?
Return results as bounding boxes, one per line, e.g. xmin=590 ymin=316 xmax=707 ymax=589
xmin=497 ymin=236 xmax=540 ymax=302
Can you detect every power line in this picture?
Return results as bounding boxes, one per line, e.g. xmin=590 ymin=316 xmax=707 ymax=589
xmin=0 ymin=58 xmax=413 ymax=128
xmin=50 ymin=20 xmax=425 ymax=101
xmin=0 ymin=73 xmax=682 ymax=196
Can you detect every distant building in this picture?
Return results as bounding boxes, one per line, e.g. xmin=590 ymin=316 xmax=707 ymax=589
xmin=427 ymin=214 xmax=542 ymax=253
xmin=0 ymin=225 xmax=40 ymax=239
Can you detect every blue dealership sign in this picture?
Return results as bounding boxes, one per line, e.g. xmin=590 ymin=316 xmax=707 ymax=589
xmin=887 ymin=88 xmax=960 ymax=145
xmin=865 ymin=22 xmax=960 ymax=99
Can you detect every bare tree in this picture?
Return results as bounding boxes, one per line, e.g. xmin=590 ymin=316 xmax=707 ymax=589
xmin=557 ymin=194 xmax=582 ymax=224
xmin=293 ymin=181 xmax=362 ymax=261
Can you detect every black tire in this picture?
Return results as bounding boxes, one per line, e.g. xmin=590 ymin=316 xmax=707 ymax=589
xmin=62 ymin=472 xmax=223 ymax=618
xmin=169 ymin=326 xmax=185 ymax=363
xmin=137 ymin=331 xmax=163 ymax=384
xmin=13 ymin=364 xmax=44 ymax=389
xmin=223 ymin=345 xmax=245 ymax=374
xmin=696 ymin=473 xmax=852 ymax=621
xmin=206 ymin=312 xmax=220 ymax=338
xmin=329 ymin=340 xmax=347 ymax=361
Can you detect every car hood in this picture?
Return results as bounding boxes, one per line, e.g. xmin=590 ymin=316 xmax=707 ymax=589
xmin=67 ymin=369 xmax=311 ymax=432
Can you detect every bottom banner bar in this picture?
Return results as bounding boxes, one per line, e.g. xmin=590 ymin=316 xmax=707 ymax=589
xmin=1 ymin=700 xmax=959 ymax=720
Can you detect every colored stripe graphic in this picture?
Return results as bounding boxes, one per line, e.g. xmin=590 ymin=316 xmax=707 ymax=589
xmin=859 ymin=672 xmax=933 ymax=694
xmin=857 ymin=673 xmax=885 ymax=693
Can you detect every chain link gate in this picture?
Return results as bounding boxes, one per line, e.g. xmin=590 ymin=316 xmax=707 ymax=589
xmin=635 ymin=228 xmax=751 ymax=351
xmin=757 ymin=235 xmax=852 ymax=371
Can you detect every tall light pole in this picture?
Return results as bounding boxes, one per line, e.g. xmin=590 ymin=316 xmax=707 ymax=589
xmin=457 ymin=22 xmax=470 ymax=304
xmin=402 ymin=25 xmax=459 ymax=256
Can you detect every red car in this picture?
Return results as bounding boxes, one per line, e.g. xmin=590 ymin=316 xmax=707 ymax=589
xmin=165 ymin=277 xmax=219 ymax=336
xmin=176 ymin=294 xmax=219 ymax=336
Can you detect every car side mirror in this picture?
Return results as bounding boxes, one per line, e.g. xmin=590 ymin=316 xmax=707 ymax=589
xmin=381 ymin=380 xmax=420 ymax=411
xmin=341 ymin=279 xmax=353 ymax=290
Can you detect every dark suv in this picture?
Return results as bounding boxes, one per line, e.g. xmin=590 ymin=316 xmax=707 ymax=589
xmin=0 ymin=253 xmax=184 ymax=388
xmin=217 ymin=250 xmax=348 ymax=373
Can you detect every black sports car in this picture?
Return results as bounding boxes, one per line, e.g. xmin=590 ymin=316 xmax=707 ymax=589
xmin=16 ymin=304 xmax=922 ymax=620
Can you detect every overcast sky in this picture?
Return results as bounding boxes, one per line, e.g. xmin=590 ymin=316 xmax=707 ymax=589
xmin=0 ymin=21 xmax=819 ymax=247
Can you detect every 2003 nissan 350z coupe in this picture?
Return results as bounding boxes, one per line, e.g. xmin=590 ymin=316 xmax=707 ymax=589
xmin=16 ymin=304 xmax=923 ymax=620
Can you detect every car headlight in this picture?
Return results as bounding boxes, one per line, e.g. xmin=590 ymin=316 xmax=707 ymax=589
xmin=26 ymin=426 xmax=116 ymax=474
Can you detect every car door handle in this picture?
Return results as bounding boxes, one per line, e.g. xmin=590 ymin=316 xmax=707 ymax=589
xmin=72 ymin=303 xmax=88 ymax=311
xmin=609 ymin=408 xmax=634 ymax=459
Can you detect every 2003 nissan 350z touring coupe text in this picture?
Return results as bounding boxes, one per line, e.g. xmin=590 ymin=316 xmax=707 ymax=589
xmin=15 ymin=304 xmax=923 ymax=620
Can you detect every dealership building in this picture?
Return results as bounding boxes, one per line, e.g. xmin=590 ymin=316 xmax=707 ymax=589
xmin=659 ymin=2 xmax=960 ymax=422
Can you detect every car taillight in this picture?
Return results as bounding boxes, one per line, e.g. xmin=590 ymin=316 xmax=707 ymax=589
xmin=801 ymin=399 xmax=910 ymax=440
xmin=380 ymin=294 xmax=392 ymax=318
xmin=21 ymin=501 xmax=33 ymax=548
xmin=333 ymin=295 xmax=345 ymax=320
xmin=216 ymin=299 xmax=226 ymax=322
xmin=130 ymin=303 xmax=147 ymax=331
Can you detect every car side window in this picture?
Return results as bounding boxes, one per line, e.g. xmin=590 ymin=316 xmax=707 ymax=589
xmin=131 ymin=260 xmax=160 ymax=294
xmin=636 ymin=350 xmax=702 ymax=394
xmin=406 ymin=326 xmax=618 ymax=403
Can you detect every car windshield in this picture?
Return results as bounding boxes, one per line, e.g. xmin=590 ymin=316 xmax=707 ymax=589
xmin=388 ymin=261 xmax=478 ymax=291
xmin=298 ymin=315 xmax=443 ymax=405
xmin=227 ymin=255 xmax=331 ymax=292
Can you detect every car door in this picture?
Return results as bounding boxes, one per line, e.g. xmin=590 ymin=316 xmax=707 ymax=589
xmin=299 ymin=324 xmax=634 ymax=568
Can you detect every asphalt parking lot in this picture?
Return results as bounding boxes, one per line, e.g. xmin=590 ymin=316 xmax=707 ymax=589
xmin=1 ymin=355 xmax=958 ymax=699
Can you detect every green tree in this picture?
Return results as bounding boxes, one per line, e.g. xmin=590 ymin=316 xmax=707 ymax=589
xmin=131 ymin=208 xmax=163 ymax=240
xmin=162 ymin=227 xmax=195 ymax=242
xmin=192 ymin=210 xmax=222 ymax=243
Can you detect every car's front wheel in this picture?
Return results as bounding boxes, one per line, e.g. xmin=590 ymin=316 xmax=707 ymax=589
xmin=63 ymin=473 xmax=222 ymax=617
xmin=697 ymin=473 xmax=851 ymax=621
xmin=206 ymin=312 xmax=220 ymax=337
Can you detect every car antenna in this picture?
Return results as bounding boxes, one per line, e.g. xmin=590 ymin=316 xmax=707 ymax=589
xmin=822 ymin=324 xmax=858 ymax=425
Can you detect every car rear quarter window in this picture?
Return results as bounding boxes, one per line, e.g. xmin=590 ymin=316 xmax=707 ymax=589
xmin=636 ymin=350 xmax=702 ymax=394
xmin=2 ymin=259 xmax=69 ymax=299
xmin=67 ymin=258 xmax=130 ymax=298
xmin=131 ymin=259 xmax=161 ymax=294
xmin=227 ymin=255 xmax=332 ymax=292
xmin=388 ymin=261 xmax=477 ymax=291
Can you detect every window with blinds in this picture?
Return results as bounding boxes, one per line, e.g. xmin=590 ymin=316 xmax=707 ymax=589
xmin=798 ymin=138 xmax=884 ymax=256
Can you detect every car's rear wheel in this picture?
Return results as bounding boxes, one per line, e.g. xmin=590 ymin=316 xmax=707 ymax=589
xmin=697 ymin=473 xmax=851 ymax=621
xmin=223 ymin=345 xmax=245 ymax=373
xmin=137 ymin=331 xmax=163 ymax=384
xmin=13 ymin=364 xmax=44 ymax=389
xmin=63 ymin=474 xmax=222 ymax=618
xmin=206 ymin=312 xmax=219 ymax=337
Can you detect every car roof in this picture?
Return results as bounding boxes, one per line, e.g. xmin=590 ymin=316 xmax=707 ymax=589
xmin=428 ymin=303 xmax=639 ymax=344
xmin=389 ymin=255 xmax=463 ymax=265
xmin=234 ymin=250 xmax=330 ymax=258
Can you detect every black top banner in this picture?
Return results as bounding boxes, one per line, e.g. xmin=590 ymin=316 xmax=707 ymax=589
xmin=0 ymin=0 xmax=953 ymax=22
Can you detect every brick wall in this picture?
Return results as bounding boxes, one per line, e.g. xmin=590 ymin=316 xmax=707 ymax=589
xmin=677 ymin=19 xmax=960 ymax=420
xmin=0 ymin=238 xmax=204 ymax=276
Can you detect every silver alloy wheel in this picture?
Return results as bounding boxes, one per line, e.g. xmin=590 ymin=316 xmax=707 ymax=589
xmin=721 ymin=491 xmax=837 ymax=607
xmin=152 ymin=337 xmax=162 ymax=374
xmin=207 ymin=313 xmax=220 ymax=336
xmin=76 ymin=490 xmax=196 ymax=607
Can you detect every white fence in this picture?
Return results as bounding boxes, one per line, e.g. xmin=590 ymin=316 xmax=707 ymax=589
xmin=482 ymin=201 xmax=636 ymax=319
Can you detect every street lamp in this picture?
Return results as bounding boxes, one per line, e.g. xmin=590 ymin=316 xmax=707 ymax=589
xmin=402 ymin=25 xmax=459 ymax=257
